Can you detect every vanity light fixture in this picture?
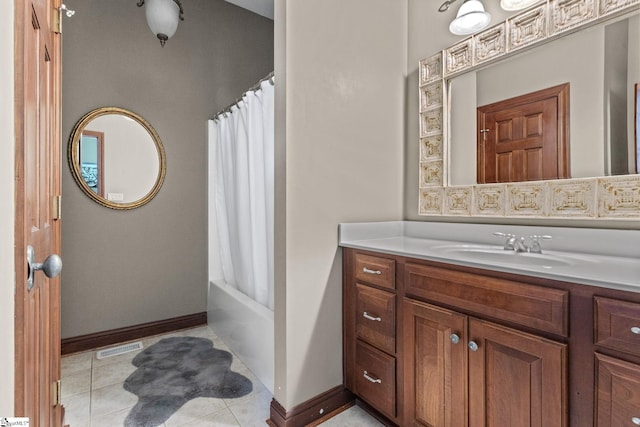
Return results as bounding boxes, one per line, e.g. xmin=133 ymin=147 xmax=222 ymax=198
xmin=439 ymin=0 xmax=491 ymax=36
xmin=500 ymin=0 xmax=541 ymax=10
xmin=136 ymin=0 xmax=184 ymax=47
xmin=450 ymin=0 xmax=491 ymax=35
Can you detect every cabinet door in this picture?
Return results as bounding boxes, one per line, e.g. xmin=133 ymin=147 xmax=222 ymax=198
xmin=595 ymin=353 xmax=640 ymax=427
xmin=468 ymin=319 xmax=567 ymax=427
xmin=403 ymin=299 xmax=468 ymax=427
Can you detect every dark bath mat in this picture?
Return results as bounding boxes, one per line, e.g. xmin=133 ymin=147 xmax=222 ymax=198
xmin=123 ymin=336 xmax=252 ymax=426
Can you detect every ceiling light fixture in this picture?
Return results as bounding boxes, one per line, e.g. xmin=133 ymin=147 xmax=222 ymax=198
xmin=136 ymin=0 xmax=184 ymax=47
xmin=439 ymin=0 xmax=491 ymax=36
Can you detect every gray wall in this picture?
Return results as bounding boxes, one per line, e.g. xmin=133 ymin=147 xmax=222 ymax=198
xmin=61 ymin=0 xmax=273 ymax=338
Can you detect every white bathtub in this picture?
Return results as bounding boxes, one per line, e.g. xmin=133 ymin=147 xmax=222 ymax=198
xmin=207 ymin=280 xmax=274 ymax=393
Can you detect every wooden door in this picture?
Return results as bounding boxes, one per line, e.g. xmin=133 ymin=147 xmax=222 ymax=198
xmin=14 ymin=0 xmax=63 ymax=425
xmin=403 ymin=299 xmax=468 ymax=427
xmin=477 ymin=84 xmax=570 ymax=184
xmin=468 ymin=318 xmax=567 ymax=427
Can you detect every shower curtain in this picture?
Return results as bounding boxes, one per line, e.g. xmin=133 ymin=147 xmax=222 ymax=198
xmin=208 ymin=78 xmax=275 ymax=311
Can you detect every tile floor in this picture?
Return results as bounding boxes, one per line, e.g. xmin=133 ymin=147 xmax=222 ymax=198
xmin=62 ymin=325 xmax=383 ymax=427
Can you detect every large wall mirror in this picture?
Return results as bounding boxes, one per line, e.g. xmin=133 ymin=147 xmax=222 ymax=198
xmin=418 ymin=0 xmax=640 ymax=219
xmin=68 ymin=107 xmax=167 ymax=210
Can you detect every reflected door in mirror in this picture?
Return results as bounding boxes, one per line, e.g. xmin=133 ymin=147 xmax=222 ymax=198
xmin=477 ymin=83 xmax=570 ymax=184
xmin=80 ymin=130 xmax=104 ymax=196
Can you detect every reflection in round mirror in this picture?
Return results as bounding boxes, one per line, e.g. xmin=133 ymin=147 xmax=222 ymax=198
xmin=68 ymin=107 xmax=166 ymax=210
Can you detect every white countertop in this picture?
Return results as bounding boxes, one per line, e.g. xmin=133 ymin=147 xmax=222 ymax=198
xmin=339 ymin=221 xmax=640 ymax=293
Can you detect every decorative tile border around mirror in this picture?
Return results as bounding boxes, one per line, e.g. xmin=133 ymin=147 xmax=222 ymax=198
xmin=418 ymin=0 xmax=640 ymax=219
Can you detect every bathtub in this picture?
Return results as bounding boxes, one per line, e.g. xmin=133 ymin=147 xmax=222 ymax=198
xmin=207 ymin=280 xmax=274 ymax=393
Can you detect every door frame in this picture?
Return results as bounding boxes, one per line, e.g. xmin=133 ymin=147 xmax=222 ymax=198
xmin=0 ymin=1 xmax=16 ymax=414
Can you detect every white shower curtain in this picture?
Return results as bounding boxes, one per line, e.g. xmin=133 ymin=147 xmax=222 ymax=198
xmin=208 ymin=79 xmax=274 ymax=311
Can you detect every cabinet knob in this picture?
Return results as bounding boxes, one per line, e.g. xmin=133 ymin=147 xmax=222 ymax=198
xmin=450 ymin=334 xmax=460 ymax=344
xmin=363 ymin=370 xmax=382 ymax=384
xmin=631 ymin=327 xmax=640 ymax=335
xmin=632 ymin=417 xmax=640 ymax=425
xmin=363 ymin=312 xmax=382 ymax=322
xmin=362 ymin=267 xmax=382 ymax=275
xmin=468 ymin=341 xmax=479 ymax=352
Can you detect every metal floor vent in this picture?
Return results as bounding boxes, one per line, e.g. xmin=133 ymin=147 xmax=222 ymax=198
xmin=96 ymin=341 xmax=143 ymax=359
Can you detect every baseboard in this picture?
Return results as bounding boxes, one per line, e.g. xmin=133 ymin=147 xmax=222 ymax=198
xmin=267 ymin=385 xmax=355 ymax=427
xmin=61 ymin=312 xmax=207 ymax=355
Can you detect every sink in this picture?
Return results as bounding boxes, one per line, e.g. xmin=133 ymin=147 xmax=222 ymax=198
xmin=432 ymin=244 xmax=580 ymax=268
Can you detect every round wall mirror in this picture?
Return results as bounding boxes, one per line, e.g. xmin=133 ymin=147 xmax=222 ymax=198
xmin=68 ymin=107 xmax=166 ymax=210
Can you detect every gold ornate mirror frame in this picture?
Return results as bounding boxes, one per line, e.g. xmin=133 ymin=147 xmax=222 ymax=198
xmin=68 ymin=107 xmax=167 ymax=210
xmin=418 ymin=0 xmax=640 ymax=219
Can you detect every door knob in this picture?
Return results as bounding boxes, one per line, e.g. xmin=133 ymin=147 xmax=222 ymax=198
xmin=27 ymin=245 xmax=62 ymax=290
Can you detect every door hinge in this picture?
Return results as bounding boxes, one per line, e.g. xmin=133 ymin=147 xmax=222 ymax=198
xmin=54 ymin=4 xmax=75 ymax=34
xmin=53 ymin=6 xmax=62 ymax=34
xmin=52 ymin=379 xmax=62 ymax=406
xmin=53 ymin=195 xmax=62 ymax=220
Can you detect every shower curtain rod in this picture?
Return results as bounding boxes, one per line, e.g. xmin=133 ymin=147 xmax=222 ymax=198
xmin=212 ymin=71 xmax=274 ymax=121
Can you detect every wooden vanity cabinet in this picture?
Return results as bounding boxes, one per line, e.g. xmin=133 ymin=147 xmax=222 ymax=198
xmin=343 ymin=247 xmax=640 ymax=426
xmin=344 ymin=251 xmax=400 ymax=423
xmin=402 ymin=279 xmax=567 ymax=427
xmin=594 ymin=297 xmax=640 ymax=427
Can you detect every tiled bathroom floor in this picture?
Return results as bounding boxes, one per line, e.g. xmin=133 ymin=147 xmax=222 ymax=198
xmin=61 ymin=325 xmax=383 ymax=427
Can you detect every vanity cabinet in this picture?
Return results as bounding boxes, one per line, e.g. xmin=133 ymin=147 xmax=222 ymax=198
xmin=402 ymin=264 xmax=567 ymax=427
xmin=344 ymin=252 xmax=399 ymax=422
xmin=404 ymin=300 xmax=567 ymax=426
xmin=594 ymin=298 xmax=640 ymax=426
xmin=342 ymin=247 xmax=640 ymax=427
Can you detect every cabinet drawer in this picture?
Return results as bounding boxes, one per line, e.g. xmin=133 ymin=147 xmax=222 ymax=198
xmin=405 ymin=263 xmax=568 ymax=337
xmin=595 ymin=353 xmax=640 ymax=426
xmin=355 ymin=253 xmax=395 ymax=289
xmin=595 ymin=297 xmax=640 ymax=356
xmin=356 ymin=284 xmax=396 ymax=354
xmin=355 ymin=340 xmax=396 ymax=419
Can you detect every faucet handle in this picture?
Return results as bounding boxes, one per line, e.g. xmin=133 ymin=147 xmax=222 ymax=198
xmin=529 ymin=235 xmax=552 ymax=253
xmin=493 ymin=231 xmax=515 ymax=239
xmin=493 ymin=232 xmax=516 ymax=250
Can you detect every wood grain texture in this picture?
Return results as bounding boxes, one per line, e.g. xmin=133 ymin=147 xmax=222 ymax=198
xmin=404 ymin=262 xmax=568 ymax=337
xmin=595 ymin=353 xmax=640 ymax=427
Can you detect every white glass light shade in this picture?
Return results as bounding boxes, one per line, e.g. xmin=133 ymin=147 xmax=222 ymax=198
xmin=500 ymin=0 xmax=540 ymax=10
xmin=145 ymin=0 xmax=180 ymax=43
xmin=449 ymin=0 xmax=491 ymax=35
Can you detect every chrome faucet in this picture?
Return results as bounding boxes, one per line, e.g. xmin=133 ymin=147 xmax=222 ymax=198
xmin=493 ymin=232 xmax=528 ymax=252
xmin=528 ymin=235 xmax=552 ymax=253
xmin=513 ymin=236 xmax=528 ymax=252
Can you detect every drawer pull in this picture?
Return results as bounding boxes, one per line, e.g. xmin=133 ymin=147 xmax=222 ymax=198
xmin=632 ymin=417 xmax=640 ymax=425
xmin=450 ymin=333 xmax=460 ymax=344
xmin=631 ymin=327 xmax=640 ymax=335
xmin=363 ymin=370 xmax=382 ymax=384
xmin=468 ymin=341 xmax=479 ymax=352
xmin=363 ymin=311 xmax=382 ymax=322
xmin=362 ymin=267 xmax=382 ymax=275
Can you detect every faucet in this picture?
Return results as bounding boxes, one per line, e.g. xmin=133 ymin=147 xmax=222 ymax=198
xmin=528 ymin=235 xmax=552 ymax=253
xmin=493 ymin=232 xmax=528 ymax=252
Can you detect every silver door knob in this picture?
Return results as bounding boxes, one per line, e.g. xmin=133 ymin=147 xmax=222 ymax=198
xmin=632 ymin=417 xmax=640 ymax=425
xmin=27 ymin=245 xmax=62 ymax=290
xmin=450 ymin=334 xmax=460 ymax=344
xmin=468 ymin=341 xmax=479 ymax=351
